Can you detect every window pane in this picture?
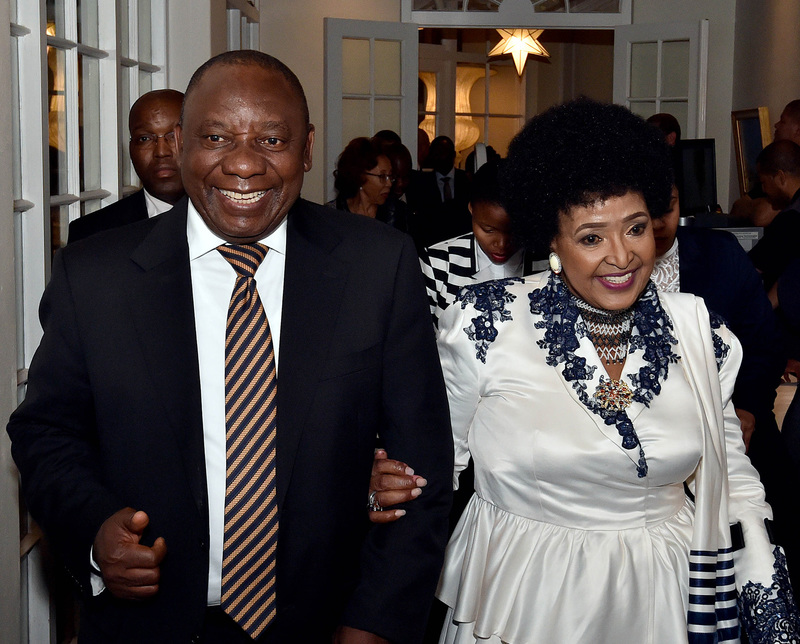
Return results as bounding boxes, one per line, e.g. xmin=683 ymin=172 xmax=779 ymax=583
xmin=628 ymin=100 xmax=656 ymax=120
xmin=121 ymin=67 xmax=134 ymax=187
xmin=78 ymin=0 xmax=99 ymax=48
xmin=374 ymin=99 xmax=401 ymax=135
xmin=48 ymin=46 xmax=69 ymax=195
xmin=82 ymin=200 xmax=103 ymax=216
xmin=46 ymin=0 xmax=67 ymax=37
xmin=567 ymin=0 xmax=620 ymax=11
xmin=465 ymin=66 xmax=488 ymax=114
xmin=630 ymin=42 xmax=657 ymax=98
xmin=413 ymin=0 xmax=499 ymax=10
xmin=342 ymin=98 xmax=371 ymax=147
xmin=532 ymin=0 xmax=565 ymax=13
xmin=79 ymin=55 xmax=102 ymax=191
xmin=12 ymin=37 xmax=22 ymax=201
xmin=661 ymin=40 xmax=690 ymax=98
xmin=120 ymin=0 xmax=130 ymax=58
xmin=374 ymin=40 xmax=401 ymax=96
xmin=51 ymin=205 xmax=69 ymax=252
xmin=488 ymin=64 xmax=522 ymax=114
xmin=138 ymin=0 xmax=152 ymax=63
xmin=487 ymin=116 xmax=521 ymax=157
xmin=342 ymin=38 xmax=370 ymax=95
xmin=139 ymin=70 xmax=153 ymax=94
xmin=660 ymin=101 xmax=688 ymax=136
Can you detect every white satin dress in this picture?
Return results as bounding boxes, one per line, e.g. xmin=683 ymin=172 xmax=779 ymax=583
xmin=434 ymin=274 xmax=768 ymax=644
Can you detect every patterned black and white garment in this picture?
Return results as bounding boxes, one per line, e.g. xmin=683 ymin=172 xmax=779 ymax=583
xmin=434 ymin=271 xmax=800 ymax=644
xmin=419 ymin=232 xmax=542 ymax=326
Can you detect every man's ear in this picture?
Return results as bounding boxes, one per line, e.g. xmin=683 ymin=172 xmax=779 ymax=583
xmin=174 ymin=124 xmax=183 ymax=157
xmin=303 ymin=124 xmax=315 ymax=172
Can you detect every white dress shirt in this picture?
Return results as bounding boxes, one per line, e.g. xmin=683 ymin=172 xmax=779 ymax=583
xmin=90 ymin=202 xmax=286 ymax=600
xmin=187 ymin=200 xmax=286 ymax=605
xmin=143 ymin=189 xmax=175 ymax=218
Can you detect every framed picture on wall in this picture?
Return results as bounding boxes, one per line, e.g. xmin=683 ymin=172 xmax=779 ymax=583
xmin=731 ymin=107 xmax=772 ymax=197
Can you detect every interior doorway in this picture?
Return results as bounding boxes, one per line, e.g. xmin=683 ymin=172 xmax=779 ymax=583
xmin=417 ymin=27 xmax=615 ymax=168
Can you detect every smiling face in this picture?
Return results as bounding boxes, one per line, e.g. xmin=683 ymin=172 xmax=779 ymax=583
xmin=129 ymin=91 xmax=184 ymax=204
xmin=176 ymin=63 xmax=314 ymax=244
xmin=360 ymin=155 xmax=393 ymax=207
xmin=550 ymin=191 xmax=655 ymax=311
xmin=471 ymin=200 xmax=518 ymax=264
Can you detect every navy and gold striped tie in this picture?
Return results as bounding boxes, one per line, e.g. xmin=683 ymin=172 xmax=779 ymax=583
xmin=217 ymin=243 xmax=278 ymax=639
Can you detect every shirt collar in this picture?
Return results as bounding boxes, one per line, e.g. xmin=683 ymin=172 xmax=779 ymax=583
xmin=143 ymin=188 xmax=175 ymax=218
xmin=186 ymin=198 xmax=288 ymax=261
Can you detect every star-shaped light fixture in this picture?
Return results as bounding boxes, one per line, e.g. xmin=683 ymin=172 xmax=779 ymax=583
xmin=489 ymin=28 xmax=550 ymax=76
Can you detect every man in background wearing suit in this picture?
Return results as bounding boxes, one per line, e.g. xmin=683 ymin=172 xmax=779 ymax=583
xmin=68 ymin=89 xmax=185 ymax=243
xmin=406 ymin=135 xmax=471 ymax=251
xmin=8 ymin=50 xmax=452 ymax=643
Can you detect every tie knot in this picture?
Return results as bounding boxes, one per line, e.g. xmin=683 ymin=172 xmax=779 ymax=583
xmin=217 ymin=243 xmax=268 ymax=278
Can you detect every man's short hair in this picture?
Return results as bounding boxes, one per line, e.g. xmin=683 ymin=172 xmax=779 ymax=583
xmin=646 ymin=113 xmax=681 ymax=143
xmin=756 ymin=139 xmax=800 ymax=176
xmin=783 ymin=100 xmax=800 ymax=124
xmin=182 ymin=50 xmax=309 ymax=127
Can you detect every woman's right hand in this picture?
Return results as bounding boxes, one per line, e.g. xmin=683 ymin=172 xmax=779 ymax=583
xmin=368 ymin=449 xmax=426 ymax=524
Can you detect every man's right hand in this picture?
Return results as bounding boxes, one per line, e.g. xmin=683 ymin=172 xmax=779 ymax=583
xmin=93 ymin=507 xmax=167 ymax=600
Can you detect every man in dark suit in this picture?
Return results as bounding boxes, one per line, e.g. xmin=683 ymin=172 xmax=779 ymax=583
xmin=406 ymin=135 xmax=471 ymax=251
xmin=68 ymin=89 xmax=185 ymax=243
xmin=8 ymin=51 xmax=452 ymax=643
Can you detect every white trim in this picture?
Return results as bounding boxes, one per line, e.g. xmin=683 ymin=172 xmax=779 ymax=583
xmin=402 ymin=0 xmax=631 ymax=27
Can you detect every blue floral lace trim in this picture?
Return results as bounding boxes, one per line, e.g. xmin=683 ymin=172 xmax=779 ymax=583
xmin=457 ymin=278 xmax=524 ymax=363
xmin=709 ymin=311 xmax=730 ymax=372
xmin=528 ymin=273 xmax=679 ymax=477
xmin=738 ymin=547 xmax=800 ymax=644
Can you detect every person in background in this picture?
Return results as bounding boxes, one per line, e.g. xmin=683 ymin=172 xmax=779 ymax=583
xmin=372 ymin=132 xmax=414 ymax=233
xmin=748 ymin=139 xmax=800 ymax=291
xmin=646 ymin=112 xmax=681 ymax=147
xmin=328 ymin=136 xmax=409 ymax=232
xmin=419 ymin=160 xmax=537 ymax=327
xmin=68 ymin=89 xmax=185 ymax=243
xmin=406 ymin=135 xmax=471 ymax=251
xmin=731 ymin=99 xmax=800 ymax=226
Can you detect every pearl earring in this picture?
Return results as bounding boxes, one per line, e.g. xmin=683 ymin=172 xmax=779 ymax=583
xmin=549 ymin=252 xmax=562 ymax=274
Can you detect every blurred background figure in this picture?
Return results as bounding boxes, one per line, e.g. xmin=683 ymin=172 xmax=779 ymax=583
xmin=329 ymin=136 xmax=408 ymax=231
xmin=406 ymin=135 xmax=471 ymax=252
xmin=68 ymin=89 xmax=184 ymax=243
xmin=420 ymin=160 xmax=534 ymax=327
xmin=731 ymin=99 xmax=800 ymax=227
xmin=372 ymin=131 xmax=414 ymax=233
xmin=748 ymin=139 xmax=800 ymax=291
xmin=646 ymin=112 xmax=681 ymax=147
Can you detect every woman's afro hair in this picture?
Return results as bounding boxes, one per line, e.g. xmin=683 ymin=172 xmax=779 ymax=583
xmin=500 ymin=97 xmax=674 ymax=255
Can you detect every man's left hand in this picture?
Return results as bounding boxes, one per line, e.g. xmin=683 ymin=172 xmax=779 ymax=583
xmin=333 ymin=625 xmax=390 ymax=644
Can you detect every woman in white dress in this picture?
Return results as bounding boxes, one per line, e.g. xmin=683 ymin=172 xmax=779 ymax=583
xmin=370 ymin=99 xmax=799 ymax=643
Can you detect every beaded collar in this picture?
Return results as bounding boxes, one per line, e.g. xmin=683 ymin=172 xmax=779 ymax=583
xmin=529 ymin=273 xmax=680 ymax=478
xmin=573 ymin=297 xmax=634 ymax=365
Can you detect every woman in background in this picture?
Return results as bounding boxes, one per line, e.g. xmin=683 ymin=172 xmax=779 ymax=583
xmin=329 ymin=137 xmax=403 ymax=227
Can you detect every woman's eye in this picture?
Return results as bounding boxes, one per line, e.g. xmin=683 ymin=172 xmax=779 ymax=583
xmin=630 ymin=223 xmax=647 ymax=235
xmin=581 ymin=234 xmax=600 ymax=245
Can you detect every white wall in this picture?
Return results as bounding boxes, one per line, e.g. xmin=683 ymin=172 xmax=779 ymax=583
xmin=0 ymin=0 xmax=21 ymax=638
xmin=261 ymin=1 xmax=403 ymax=204
xmin=167 ymin=0 xmax=228 ymax=92
xmin=633 ymin=0 xmax=736 ymax=210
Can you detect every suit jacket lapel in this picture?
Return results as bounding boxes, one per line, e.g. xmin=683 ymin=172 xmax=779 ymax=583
xmin=276 ymin=200 xmax=348 ymax=510
xmin=127 ymin=199 xmax=207 ymax=517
